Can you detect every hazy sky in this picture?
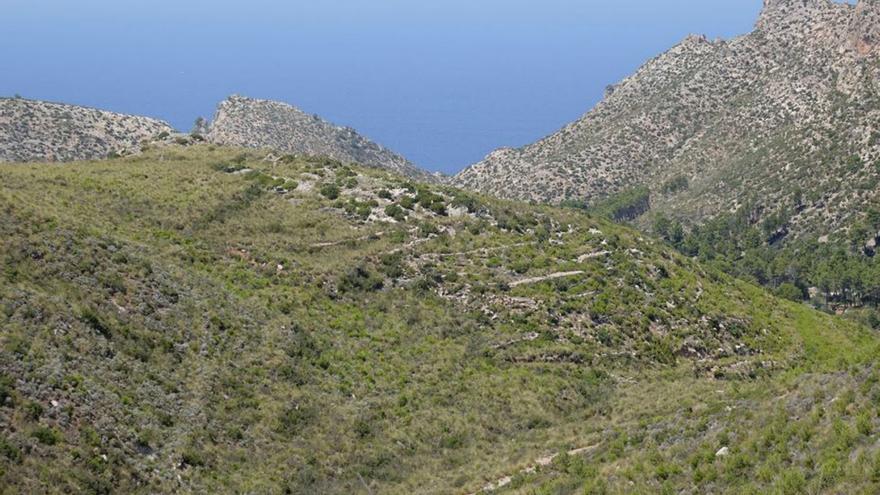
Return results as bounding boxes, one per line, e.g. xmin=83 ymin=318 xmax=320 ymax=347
xmin=1 ymin=0 xmax=763 ymax=173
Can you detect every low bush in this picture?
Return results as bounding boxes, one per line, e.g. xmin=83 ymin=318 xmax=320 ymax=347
xmin=385 ymin=204 xmax=407 ymax=222
xmin=320 ymin=183 xmax=340 ymax=200
xmin=31 ymin=426 xmax=62 ymax=446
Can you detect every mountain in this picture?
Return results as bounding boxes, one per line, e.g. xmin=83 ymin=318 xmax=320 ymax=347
xmin=0 ymin=97 xmax=173 ymax=163
xmin=455 ymin=0 xmax=880 ymax=244
xmin=0 ymin=94 xmax=435 ymax=183
xmin=1 ymin=143 xmax=878 ymax=494
xmin=206 ymin=95 xmax=435 ymax=181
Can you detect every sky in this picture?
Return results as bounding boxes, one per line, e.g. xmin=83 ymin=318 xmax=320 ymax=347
xmin=1 ymin=0 xmax=763 ymax=174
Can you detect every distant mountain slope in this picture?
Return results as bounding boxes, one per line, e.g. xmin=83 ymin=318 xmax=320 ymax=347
xmin=0 ymin=97 xmax=173 ymax=163
xmin=207 ymin=95 xmax=435 ymax=181
xmin=455 ymin=0 xmax=880 ymax=242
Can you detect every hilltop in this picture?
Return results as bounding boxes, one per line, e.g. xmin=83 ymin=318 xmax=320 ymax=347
xmin=206 ymin=95 xmax=435 ymax=181
xmin=0 ymin=97 xmax=173 ymax=163
xmin=0 ymin=95 xmax=434 ymax=182
xmin=1 ymin=146 xmax=878 ymax=493
xmin=455 ymin=0 xmax=880 ymax=244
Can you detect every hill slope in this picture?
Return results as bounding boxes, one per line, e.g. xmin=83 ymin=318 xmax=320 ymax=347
xmin=455 ymin=0 xmax=880 ymax=243
xmin=0 ymin=147 xmax=878 ymax=494
xmin=0 ymin=97 xmax=173 ymax=163
xmin=206 ymin=95 xmax=434 ymax=181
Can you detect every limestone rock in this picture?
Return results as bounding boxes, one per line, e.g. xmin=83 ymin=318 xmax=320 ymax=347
xmin=0 ymin=97 xmax=173 ymax=163
xmin=454 ymin=0 xmax=880 ymax=240
xmin=206 ymin=95 xmax=435 ymax=182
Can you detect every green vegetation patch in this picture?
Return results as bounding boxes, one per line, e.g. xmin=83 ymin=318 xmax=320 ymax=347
xmin=0 ymin=146 xmax=875 ymax=494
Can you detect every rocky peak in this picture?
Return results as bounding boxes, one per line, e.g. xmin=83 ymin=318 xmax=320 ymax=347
xmin=756 ymin=0 xmax=880 ymax=53
xmin=206 ymin=95 xmax=435 ymax=181
xmin=756 ymin=0 xmax=839 ymax=28
xmin=850 ymin=0 xmax=880 ymax=54
xmin=454 ymin=0 xmax=880 ymax=242
xmin=759 ymin=0 xmax=833 ymax=15
xmin=0 ymin=97 xmax=173 ymax=163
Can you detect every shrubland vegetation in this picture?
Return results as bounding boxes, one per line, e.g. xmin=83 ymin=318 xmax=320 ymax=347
xmin=0 ymin=146 xmax=878 ymax=494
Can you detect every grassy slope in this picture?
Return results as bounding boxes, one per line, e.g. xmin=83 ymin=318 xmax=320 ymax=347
xmin=0 ymin=146 xmax=877 ymax=494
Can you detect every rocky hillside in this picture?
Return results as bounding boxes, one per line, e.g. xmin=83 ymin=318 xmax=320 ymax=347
xmin=1 ymin=145 xmax=877 ymax=494
xmin=455 ymin=0 xmax=880 ymax=243
xmin=0 ymin=97 xmax=173 ymax=163
xmin=206 ymin=95 xmax=434 ymax=181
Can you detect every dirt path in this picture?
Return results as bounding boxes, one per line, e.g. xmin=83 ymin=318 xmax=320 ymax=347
xmin=424 ymin=241 xmax=536 ymax=259
xmin=309 ymin=231 xmax=386 ymax=249
xmin=509 ymin=271 xmax=585 ymax=288
xmin=467 ymin=443 xmax=601 ymax=494
xmin=577 ymin=250 xmax=610 ymax=263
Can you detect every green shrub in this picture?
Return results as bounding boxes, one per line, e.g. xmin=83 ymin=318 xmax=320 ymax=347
xmin=278 ymin=403 xmax=315 ymax=436
xmin=356 ymin=204 xmax=372 ymax=220
xmin=872 ymin=450 xmax=880 ymax=483
xmin=774 ymin=283 xmax=805 ymax=302
xmin=320 ymin=184 xmax=340 ymax=200
xmin=399 ymin=195 xmax=416 ymax=210
xmin=560 ymin=198 xmax=588 ymax=210
xmin=775 ymin=468 xmax=806 ymax=494
xmin=379 ymin=253 xmax=405 ymax=279
xmin=439 ymin=430 xmax=466 ymax=450
xmin=211 ymin=162 xmax=245 ymax=173
xmin=857 ymin=411 xmax=873 ymax=436
xmin=80 ymin=307 xmax=111 ymax=339
xmin=583 ymin=477 xmax=609 ymax=495
xmin=419 ymin=222 xmax=440 ymax=237
xmin=661 ymin=175 xmax=689 ymax=194
xmin=654 ymin=461 xmax=682 ymax=481
xmin=415 ymin=188 xmax=447 ymax=215
xmin=80 ymin=427 xmax=101 ymax=447
xmin=354 ymin=417 xmax=374 ymax=439
xmin=336 ymin=167 xmax=357 ymax=179
xmin=429 ymin=201 xmax=448 ymax=216
xmin=339 ymin=265 xmax=384 ymax=293
xmin=0 ymin=437 xmax=20 ymax=462
xmin=24 ymin=401 xmax=44 ymax=421
xmin=385 ymin=204 xmax=407 ymax=222
xmin=31 ymin=426 xmax=62 ymax=445
xmin=181 ymin=448 xmax=207 ymax=468
xmin=451 ymin=194 xmax=482 ymax=213
xmin=0 ymin=375 xmax=13 ymax=406
xmin=819 ymin=457 xmax=842 ymax=487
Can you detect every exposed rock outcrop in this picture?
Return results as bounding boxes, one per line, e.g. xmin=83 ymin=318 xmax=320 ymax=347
xmin=455 ymin=0 xmax=880 ymax=240
xmin=0 ymin=97 xmax=173 ymax=163
xmin=206 ymin=95 xmax=435 ymax=181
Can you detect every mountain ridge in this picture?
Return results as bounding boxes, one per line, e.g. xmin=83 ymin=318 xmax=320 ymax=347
xmin=205 ymin=95 xmax=437 ymax=181
xmin=454 ymin=0 xmax=880 ymax=243
xmin=0 ymin=94 xmax=436 ymax=181
xmin=0 ymin=97 xmax=173 ymax=163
